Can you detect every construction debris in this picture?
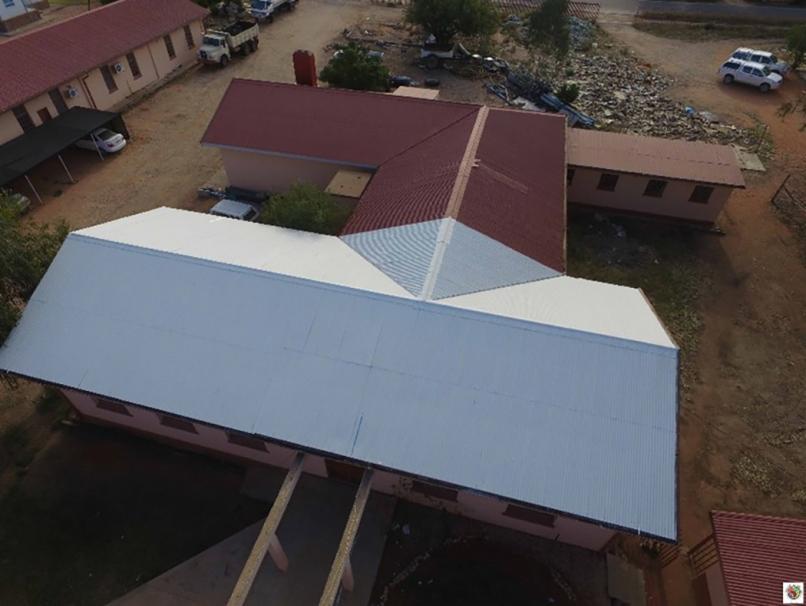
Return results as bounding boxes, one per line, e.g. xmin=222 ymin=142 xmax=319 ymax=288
xmin=569 ymin=16 xmax=595 ymax=49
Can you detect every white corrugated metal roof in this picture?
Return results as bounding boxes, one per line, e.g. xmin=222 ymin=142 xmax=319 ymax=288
xmin=0 ymin=209 xmax=678 ymax=539
xmin=439 ymin=276 xmax=676 ymax=348
xmin=76 ymin=207 xmax=413 ymax=299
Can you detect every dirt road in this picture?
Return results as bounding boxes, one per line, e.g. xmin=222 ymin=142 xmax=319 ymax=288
xmin=27 ymin=0 xmax=400 ymax=230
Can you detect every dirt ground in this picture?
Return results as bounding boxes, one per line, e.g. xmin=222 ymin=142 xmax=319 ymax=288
xmin=602 ymin=21 xmax=806 ymax=606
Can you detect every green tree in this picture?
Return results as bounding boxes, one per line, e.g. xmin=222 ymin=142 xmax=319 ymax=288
xmin=319 ymin=43 xmax=391 ymax=92
xmin=526 ymin=0 xmax=570 ymax=59
xmin=259 ymin=183 xmax=351 ymax=235
xmin=0 ymin=192 xmax=68 ymax=344
xmin=405 ymin=0 xmax=499 ymax=47
xmin=787 ymin=24 xmax=806 ymax=69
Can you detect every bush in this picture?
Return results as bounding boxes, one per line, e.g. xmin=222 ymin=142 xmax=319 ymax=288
xmin=556 ymin=82 xmax=579 ymax=104
xmin=319 ymin=43 xmax=391 ymax=92
xmin=787 ymin=24 xmax=806 ymax=69
xmin=526 ymin=0 xmax=570 ymax=59
xmin=406 ymin=0 xmax=499 ymax=46
xmin=259 ymin=183 xmax=351 ymax=235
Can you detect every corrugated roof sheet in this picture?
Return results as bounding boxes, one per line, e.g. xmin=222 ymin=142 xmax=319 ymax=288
xmin=712 ymin=511 xmax=806 ymax=606
xmin=0 ymin=0 xmax=207 ymax=113
xmin=0 ymin=209 xmax=678 ymax=540
xmin=567 ymin=129 xmax=745 ymax=188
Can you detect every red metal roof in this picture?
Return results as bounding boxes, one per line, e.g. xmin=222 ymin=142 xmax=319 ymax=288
xmin=204 ymin=80 xmax=567 ymax=271
xmin=711 ymin=510 xmax=806 ymax=606
xmin=202 ymin=79 xmax=479 ymax=167
xmin=0 ymin=0 xmax=207 ymax=113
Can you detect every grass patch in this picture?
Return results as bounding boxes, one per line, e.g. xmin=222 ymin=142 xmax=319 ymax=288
xmin=567 ymin=212 xmax=706 ymax=381
xmin=634 ymin=19 xmax=790 ymax=40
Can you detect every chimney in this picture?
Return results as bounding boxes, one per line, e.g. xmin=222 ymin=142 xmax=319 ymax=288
xmin=293 ymin=50 xmax=317 ymax=87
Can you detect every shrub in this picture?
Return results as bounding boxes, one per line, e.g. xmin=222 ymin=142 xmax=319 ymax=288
xmin=526 ymin=0 xmax=570 ymax=59
xmin=556 ymin=82 xmax=579 ymax=104
xmin=405 ymin=0 xmax=499 ymax=46
xmin=319 ymin=43 xmax=391 ymax=92
xmin=259 ymin=183 xmax=351 ymax=235
xmin=787 ymin=24 xmax=806 ymax=69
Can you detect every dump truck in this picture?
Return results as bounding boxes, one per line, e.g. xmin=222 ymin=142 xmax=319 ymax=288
xmin=249 ymin=0 xmax=297 ymax=23
xmin=198 ymin=20 xmax=259 ymax=67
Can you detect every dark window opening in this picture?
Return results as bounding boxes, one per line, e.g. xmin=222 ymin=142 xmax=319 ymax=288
xmin=164 ymin=34 xmax=176 ymax=59
xmin=226 ymin=431 xmax=266 ymax=451
xmin=37 ymin=108 xmax=52 ymax=123
xmin=96 ymin=398 xmax=132 ymax=416
xmin=100 ymin=65 xmax=118 ymax=93
xmin=12 ymin=105 xmax=35 ymax=132
xmin=326 ymin=459 xmax=366 ymax=484
xmin=48 ymin=88 xmax=68 ymax=114
xmin=411 ymin=480 xmax=458 ymax=502
xmin=126 ymin=52 xmax=142 ymax=79
xmin=566 ymin=168 xmax=575 ymax=186
xmin=643 ymin=179 xmax=668 ymax=198
xmin=184 ymin=25 xmax=195 ymax=49
xmin=503 ymin=504 xmax=556 ymax=527
xmin=689 ymin=185 xmax=714 ymax=204
xmin=597 ymin=173 xmax=619 ymax=192
xmin=159 ymin=414 xmax=197 ymax=433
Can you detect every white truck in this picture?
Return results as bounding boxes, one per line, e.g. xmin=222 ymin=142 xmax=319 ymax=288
xmin=249 ymin=0 xmax=297 ymax=23
xmin=198 ymin=20 xmax=259 ymax=68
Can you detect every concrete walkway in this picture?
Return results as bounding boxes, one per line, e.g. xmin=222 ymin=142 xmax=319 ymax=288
xmin=109 ymin=472 xmax=396 ymax=606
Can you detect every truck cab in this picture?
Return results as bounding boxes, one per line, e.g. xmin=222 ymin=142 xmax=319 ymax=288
xmin=250 ymin=0 xmax=273 ymax=21
xmin=199 ymin=33 xmax=228 ymax=65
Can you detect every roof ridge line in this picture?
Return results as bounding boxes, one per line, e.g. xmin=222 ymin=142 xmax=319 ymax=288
xmin=418 ymin=107 xmax=489 ymax=301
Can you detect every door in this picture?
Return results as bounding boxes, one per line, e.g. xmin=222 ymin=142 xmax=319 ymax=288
xmin=739 ymin=65 xmax=758 ymax=85
xmin=37 ymin=108 xmax=52 ymax=122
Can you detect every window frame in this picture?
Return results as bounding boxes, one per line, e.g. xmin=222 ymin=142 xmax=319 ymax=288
xmin=596 ymin=173 xmax=619 ymax=192
xmin=126 ymin=52 xmax=142 ymax=79
xmin=643 ymin=179 xmax=668 ymax=198
xmin=164 ymin=34 xmax=176 ymax=60
xmin=100 ymin=65 xmax=118 ymax=93
xmin=411 ymin=480 xmax=459 ymax=502
xmin=183 ymin=24 xmax=195 ymax=49
xmin=689 ymin=185 xmax=714 ymax=204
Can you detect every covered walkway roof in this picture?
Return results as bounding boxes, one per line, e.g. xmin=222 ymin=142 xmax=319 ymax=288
xmin=0 ymin=107 xmax=126 ymax=187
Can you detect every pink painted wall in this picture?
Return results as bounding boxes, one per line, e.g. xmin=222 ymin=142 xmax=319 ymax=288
xmin=705 ymin=562 xmax=730 ymax=606
xmin=219 ymin=149 xmax=370 ymax=194
xmin=62 ymin=389 xmax=616 ymax=551
xmin=568 ymin=166 xmax=733 ymax=224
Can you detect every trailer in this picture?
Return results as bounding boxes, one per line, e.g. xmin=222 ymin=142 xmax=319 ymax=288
xmin=198 ymin=20 xmax=259 ymax=67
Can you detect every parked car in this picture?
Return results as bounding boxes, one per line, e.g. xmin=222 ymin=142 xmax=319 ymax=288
xmin=718 ymin=59 xmax=782 ymax=92
xmin=729 ymin=48 xmax=789 ymax=75
xmin=75 ymin=128 xmax=127 ymax=153
xmin=208 ymin=199 xmax=259 ymax=221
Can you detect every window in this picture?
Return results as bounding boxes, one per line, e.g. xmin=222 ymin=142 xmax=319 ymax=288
xmin=566 ymin=168 xmax=575 ymax=186
xmin=183 ymin=24 xmax=195 ymax=49
xmin=96 ymin=398 xmax=132 ymax=416
xmin=100 ymin=65 xmax=118 ymax=93
xmin=159 ymin=414 xmax=197 ymax=433
xmin=722 ymin=61 xmax=740 ymax=71
xmin=741 ymin=65 xmax=754 ymax=75
xmin=503 ymin=504 xmax=556 ymax=527
xmin=126 ymin=52 xmax=142 ymax=79
xmin=411 ymin=480 xmax=458 ymax=502
xmin=226 ymin=431 xmax=266 ymax=451
xmin=597 ymin=173 xmax=619 ymax=192
xmin=3 ymin=0 xmax=14 ymax=8
xmin=48 ymin=89 xmax=68 ymax=114
xmin=689 ymin=185 xmax=714 ymax=204
xmin=164 ymin=34 xmax=176 ymax=59
xmin=12 ymin=105 xmax=35 ymax=132
xmin=37 ymin=108 xmax=52 ymax=123
xmin=643 ymin=179 xmax=667 ymax=198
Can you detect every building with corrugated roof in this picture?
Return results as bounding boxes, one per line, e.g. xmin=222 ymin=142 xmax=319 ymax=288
xmin=0 ymin=0 xmax=207 ymax=145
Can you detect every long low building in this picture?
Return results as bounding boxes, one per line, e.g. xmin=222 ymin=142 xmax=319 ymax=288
xmin=0 ymin=207 xmax=679 ymax=551
xmin=0 ymin=0 xmax=207 ymax=145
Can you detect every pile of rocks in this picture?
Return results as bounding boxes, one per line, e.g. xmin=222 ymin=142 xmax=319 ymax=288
xmin=565 ymin=47 xmax=765 ymax=150
xmin=569 ymin=17 xmax=594 ymax=50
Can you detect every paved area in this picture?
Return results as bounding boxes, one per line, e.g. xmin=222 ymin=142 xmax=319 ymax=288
xmin=109 ymin=471 xmax=396 ymax=606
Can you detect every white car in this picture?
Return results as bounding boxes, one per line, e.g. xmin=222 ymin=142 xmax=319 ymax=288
xmin=75 ymin=128 xmax=127 ymax=153
xmin=209 ymin=199 xmax=259 ymax=221
xmin=719 ymin=59 xmax=782 ymax=92
xmin=730 ymin=48 xmax=789 ymax=75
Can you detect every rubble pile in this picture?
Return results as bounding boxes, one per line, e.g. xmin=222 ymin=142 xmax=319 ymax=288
xmin=569 ymin=17 xmax=594 ymax=50
xmin=566 ymin=49 xmax=764 ymax=149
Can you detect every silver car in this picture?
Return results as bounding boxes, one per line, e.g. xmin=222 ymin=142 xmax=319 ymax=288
xmin=209 ymin=199 xmax=259 ymax=221
xmin=730 ymin=47 xmax=789 ymax=75
xmin=719 ymin=59 xmax=782 ymax=92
